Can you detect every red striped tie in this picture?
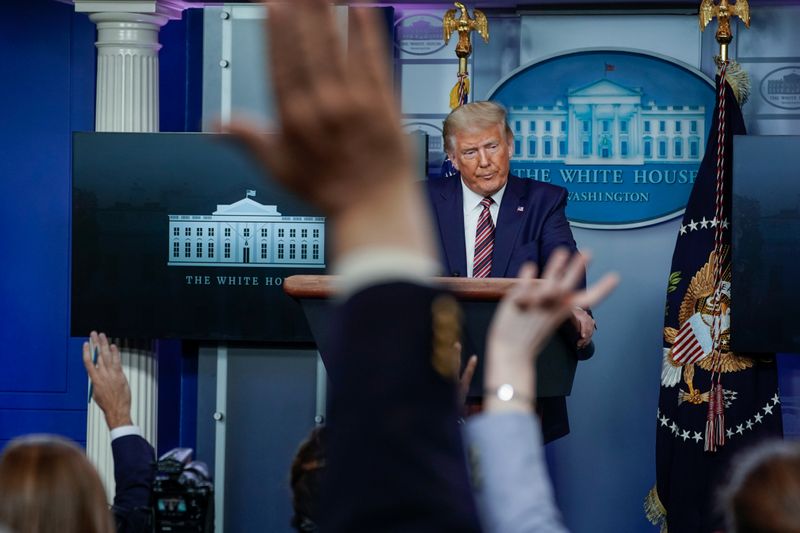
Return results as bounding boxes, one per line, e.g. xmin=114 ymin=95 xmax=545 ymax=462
xmin=473 ymin=197 xmax=495 ymax=278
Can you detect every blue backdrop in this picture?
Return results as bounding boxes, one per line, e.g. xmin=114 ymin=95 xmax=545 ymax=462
xmin=0 ymin=1 xmax=201 ymax=454
xmin=0 ymin=0 xmax=95 ymax=449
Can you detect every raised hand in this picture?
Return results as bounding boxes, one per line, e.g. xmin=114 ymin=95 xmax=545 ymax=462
xmin=227 ymin=0 xmax=435 ymax=261
xmin=228 ymin=1 xmax=412 ymax=216
xmin=82 ymin=331 xmax=133 ymax=430
xmin=485 ymin=249 xmax=619 ymax=411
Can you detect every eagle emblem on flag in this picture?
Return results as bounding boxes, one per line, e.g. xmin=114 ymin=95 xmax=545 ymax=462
xmin=661 ymin=248 xmax=753 ymax=404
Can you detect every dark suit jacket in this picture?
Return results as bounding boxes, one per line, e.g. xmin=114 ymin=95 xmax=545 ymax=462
xmin=321 ymin=282 xmax=482 ymax=533
xmin=111 ymin=434 xmax=156 ymax=533
xmin=426 ymin=173 xmax=583 ymax=442
xmin=426 ymin=173 xmax=577 ymax=279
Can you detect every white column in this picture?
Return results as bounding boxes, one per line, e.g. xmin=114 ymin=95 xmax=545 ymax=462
xmin=72 ymin=0 xmax=187 ymax=503
xmin=91 ymin=12 xmax=167 ymax=132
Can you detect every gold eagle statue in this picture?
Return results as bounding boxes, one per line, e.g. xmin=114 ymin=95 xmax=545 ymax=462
xmin=443 ymin=2 xmax=489 ymax=60
xmin=699 ymin=0 xmax=750 ymax=44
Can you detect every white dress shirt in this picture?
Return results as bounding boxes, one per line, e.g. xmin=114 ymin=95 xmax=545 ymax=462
xmin=461 ymin=179 xmax=506 ymax=277
xmin=110 ymin=425 xmax=143 ymax=442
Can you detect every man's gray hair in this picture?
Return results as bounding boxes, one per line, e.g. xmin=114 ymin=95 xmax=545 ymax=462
xmin=442 ymin=101 xmax=513 ymax=153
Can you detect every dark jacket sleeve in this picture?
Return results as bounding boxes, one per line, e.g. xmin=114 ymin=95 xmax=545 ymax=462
xmin=320 ymin=282 xmax=482 ymax=533
xmin=111 ymin=434 xmax=156 ymax=533
xmin=537 ymin=184 xmax=595 ymax=360
xmin=537 ymin=186 xmax=579 ymax=268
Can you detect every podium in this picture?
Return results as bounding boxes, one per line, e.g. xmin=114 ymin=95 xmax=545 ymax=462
xmin=284 ymin=275 xmax=583 ymax=398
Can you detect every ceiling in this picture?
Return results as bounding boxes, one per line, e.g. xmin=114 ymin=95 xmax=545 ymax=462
xmin=182 ymin=0 xmax=794 ymax=9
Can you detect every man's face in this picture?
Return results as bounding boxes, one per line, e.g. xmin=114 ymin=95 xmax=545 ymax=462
xmin=448 ymin=123 xmax=513 ymax=197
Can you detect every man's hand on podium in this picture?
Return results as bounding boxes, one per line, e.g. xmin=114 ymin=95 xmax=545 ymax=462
xmin=570 ymin=307 xmax=596 ymax=349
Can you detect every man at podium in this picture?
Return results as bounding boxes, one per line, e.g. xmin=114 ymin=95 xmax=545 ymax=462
xmin=427 ymin=101 xmax=595 ymax=441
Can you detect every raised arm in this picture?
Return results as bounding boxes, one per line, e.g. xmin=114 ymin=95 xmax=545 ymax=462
xmin=228 ymin=3 xmax=480 ymax=531
xmin=467 ymin=252 xmax=618 ymax=533
xmin=82 ymin=332 xmax=155 ymax=532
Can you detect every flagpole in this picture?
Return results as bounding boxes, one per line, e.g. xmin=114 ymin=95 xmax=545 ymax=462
xmin=440 ymin=3 xmax=489 ymax=177
xmin=697 ymin=0 xmax=752 ymax=450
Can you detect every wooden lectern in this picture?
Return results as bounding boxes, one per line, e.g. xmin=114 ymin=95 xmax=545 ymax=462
xmin=284 ymin=275 xmax=583 ymax=398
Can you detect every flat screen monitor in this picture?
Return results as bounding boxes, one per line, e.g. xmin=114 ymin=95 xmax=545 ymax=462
xmin=731 ymin=135 xmax=800 ymax=353
xmin=72 ymin=132 xmax=326 ymax=342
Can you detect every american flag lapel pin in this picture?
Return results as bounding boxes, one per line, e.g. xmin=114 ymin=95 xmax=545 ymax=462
xmin=517 ymin=206 xmax=525 ymax=213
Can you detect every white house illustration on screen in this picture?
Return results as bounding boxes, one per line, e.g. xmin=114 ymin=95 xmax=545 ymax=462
xmin=507 ymin=78 xmax=706 ymax=165
xmin=167 ymin=191 xmax=325 ymax=268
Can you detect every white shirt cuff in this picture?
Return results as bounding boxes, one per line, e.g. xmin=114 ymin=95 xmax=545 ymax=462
xmin=332 ymin=247 xmax=442 ymax=298
xmin=110 ymin=425 xmax=143 ymax=442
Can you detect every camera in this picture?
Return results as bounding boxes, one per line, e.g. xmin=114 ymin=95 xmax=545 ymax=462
xmin=152 ymin=448 xmax=214 ymax=533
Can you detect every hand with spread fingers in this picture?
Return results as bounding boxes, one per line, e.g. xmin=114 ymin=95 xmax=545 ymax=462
xmin=227 ymin=0 xmax=435 ymax=261
xmin=82 ymin=331 xmax=133 ymax=430
xmin=485 ymin=249 xmax=619 ymax=412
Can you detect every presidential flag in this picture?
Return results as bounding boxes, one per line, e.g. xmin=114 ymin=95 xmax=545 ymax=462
xmin=645 ymin=64 xmax=783 ymax=532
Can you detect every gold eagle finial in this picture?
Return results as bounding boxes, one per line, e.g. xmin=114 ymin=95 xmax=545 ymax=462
xmin=699 ymin=0 xmax=750 ymax=62
xmin=443 ymin=3 xmax=489 ymax=74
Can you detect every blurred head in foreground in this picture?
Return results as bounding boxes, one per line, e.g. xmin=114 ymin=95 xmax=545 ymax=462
xmin=721 ymin=439 xmax=800 ymax=533
xmin=0 ymin=434 xmax=114 ymax=533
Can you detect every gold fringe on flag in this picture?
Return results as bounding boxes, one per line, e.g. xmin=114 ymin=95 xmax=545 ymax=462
xmin=644 ymin=485 xmax=668 ymax=533
xmin=449 ymin=74 xmax=470 ymax=110
xmin=716 ymin=57 xmax=751 ymax=106
xmin=443 ymin=3 xmax=488 ymax=110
